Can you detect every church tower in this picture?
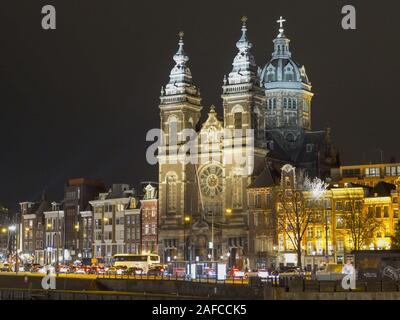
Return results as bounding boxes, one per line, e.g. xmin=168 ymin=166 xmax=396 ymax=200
xmin=221 ymin=17 xmax=267 ymax=212
xmin=158 ymin=32 xmax=202 ymax=261
xmin=258 ymin=17 xmax=338 ymax=180
xmin=260 ymin=17 xmax=313 ymax=140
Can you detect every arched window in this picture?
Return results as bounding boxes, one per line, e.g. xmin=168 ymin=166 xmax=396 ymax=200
xmin=166 ymin=174 xmax=178 ymax=213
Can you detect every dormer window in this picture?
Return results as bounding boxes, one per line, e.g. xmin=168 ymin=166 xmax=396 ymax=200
xmin=266 ymin=66 xmax=275 ymax=82
xmin=284 ymin=64 xmax=294 ymax=81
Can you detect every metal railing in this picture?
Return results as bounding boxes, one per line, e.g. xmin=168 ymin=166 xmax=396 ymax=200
xmin=96 ymin=272 xmax=249 ymax=285
xmin=270 ymin=276 xmax=400 ymax=292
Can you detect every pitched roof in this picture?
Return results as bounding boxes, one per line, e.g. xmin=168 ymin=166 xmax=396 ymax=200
xmin=369 ymin=181 xmax=396 ymax=197
xmin=248 ymin=163 xmax=280 ymax=189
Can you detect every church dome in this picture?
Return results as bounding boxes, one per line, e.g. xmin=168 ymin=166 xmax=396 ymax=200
xmin=260 ymin=18 xmax=311 ymax=91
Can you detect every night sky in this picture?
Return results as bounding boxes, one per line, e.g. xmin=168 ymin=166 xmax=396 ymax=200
xmin=0 ymin=0 xmax=399 ymax=210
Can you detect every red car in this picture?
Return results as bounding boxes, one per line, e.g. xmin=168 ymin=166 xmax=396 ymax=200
xmin=228 ymin=267 xmax=246 ymax=278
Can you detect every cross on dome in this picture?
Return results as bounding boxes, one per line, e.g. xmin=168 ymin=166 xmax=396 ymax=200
xmin=277 ymin=16 xmax=286 ymax=36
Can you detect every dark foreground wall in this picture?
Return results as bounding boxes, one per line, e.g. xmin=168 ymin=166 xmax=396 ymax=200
xmin=97 ymin=278 xmax=263 ymax=299
xmin=0 ymin=275 xmax=263 ymax=299
xmin=0 ymin=274 xmax=98 ymax=291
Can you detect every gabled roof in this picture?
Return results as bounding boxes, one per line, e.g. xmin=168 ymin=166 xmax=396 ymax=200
xmin=248 ymin=163 xmax=280 ymax=189
xmin=266 ymin=129 xmax=327 ymax=165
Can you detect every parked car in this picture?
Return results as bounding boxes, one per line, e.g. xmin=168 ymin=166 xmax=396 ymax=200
xmin=30 ymin=264 xmax=43 ymax=273
xmin=58 ymin=265 xmax=71 ymax=273
xmin=106 ymin=266 xmax=125 ymax=275
xmin=38 ymin=265 xmax=55 ymax=274
xmin=0 ymin=262 xmax=11 ymax=272
xmin=257 ymin=269 xmax=270 ymax=279
xmin=228 ymin=267 xmax=245 ymax=278
xmin=125 ymin=267 xmax=144 ymax=275
xmin=268 ymin=270 xmax=280 ymax=279
xmin=147 ymin=265 xmax=165 ymax=276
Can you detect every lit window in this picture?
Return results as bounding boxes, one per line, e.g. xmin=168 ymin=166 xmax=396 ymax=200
xmin=375 ymin=207 xmax=381 ymax=218
xmin=365 ymin=168 xmax=380 ymax=177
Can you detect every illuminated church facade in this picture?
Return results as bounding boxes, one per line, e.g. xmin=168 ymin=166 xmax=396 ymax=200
xmin=157 ymin=17 xmax=338 ymax=267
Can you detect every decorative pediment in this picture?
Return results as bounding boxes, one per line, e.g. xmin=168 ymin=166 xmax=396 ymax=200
xmin=201 ymin=105 xmax=223 ymax=130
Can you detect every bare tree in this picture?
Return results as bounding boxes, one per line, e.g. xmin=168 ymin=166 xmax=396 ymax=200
xmin=340 ymin=192 xmax=382 ymax=251
xmin=277 ymin=166 xmax=327 ymax=269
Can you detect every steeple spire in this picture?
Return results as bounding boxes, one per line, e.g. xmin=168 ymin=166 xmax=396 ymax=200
xmin=173 ymin=31 xmax=188 ymax=66
xmin=226 ymin=16 xmax=257 ymax=85
xmin=164 ymin=30 xmax=194 ymax=97
xmin=236 ymin=16 xmax=250 ymax=49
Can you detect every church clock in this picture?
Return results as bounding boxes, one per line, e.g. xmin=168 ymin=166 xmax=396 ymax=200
xmin=199 ymin=165 xmax=223 ymax=197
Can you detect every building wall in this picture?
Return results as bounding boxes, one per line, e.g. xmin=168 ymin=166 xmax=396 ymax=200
xmin=247 ymin=181 xmax=400 ymax=269
xmin=335 ymin=163 xmax=400 ymax=187
xmin=141 ymin=198 xmax=158 ymax=254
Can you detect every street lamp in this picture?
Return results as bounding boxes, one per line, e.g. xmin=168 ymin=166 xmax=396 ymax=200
xmin=8 ymin=225 xmax=17 ymax=272
xmin=312 ymin=251 xmax=316 ymax=275
xmin=183 ymin=216 xmax=190 ymax=262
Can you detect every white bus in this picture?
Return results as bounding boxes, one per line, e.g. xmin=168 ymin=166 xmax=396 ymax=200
xmin=113 ymin=254 xmax=160 ymax=273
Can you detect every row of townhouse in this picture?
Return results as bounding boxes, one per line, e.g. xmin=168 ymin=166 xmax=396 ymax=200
xmin=19 ymin=178 xmax=158 ymax=265
xmin=247 ymin=164 xmax=400 ymax=271
xmin=90 ymin=183 xmax=158 ymax=263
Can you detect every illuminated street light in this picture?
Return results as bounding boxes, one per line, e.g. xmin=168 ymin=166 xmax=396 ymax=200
xmin=1 ymin=228 xmax=6 ymax=233
xmin=225 ymin=208 xmax=232 ymax=214
xmin=8 ymin=225 xmax=16 ymax=232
